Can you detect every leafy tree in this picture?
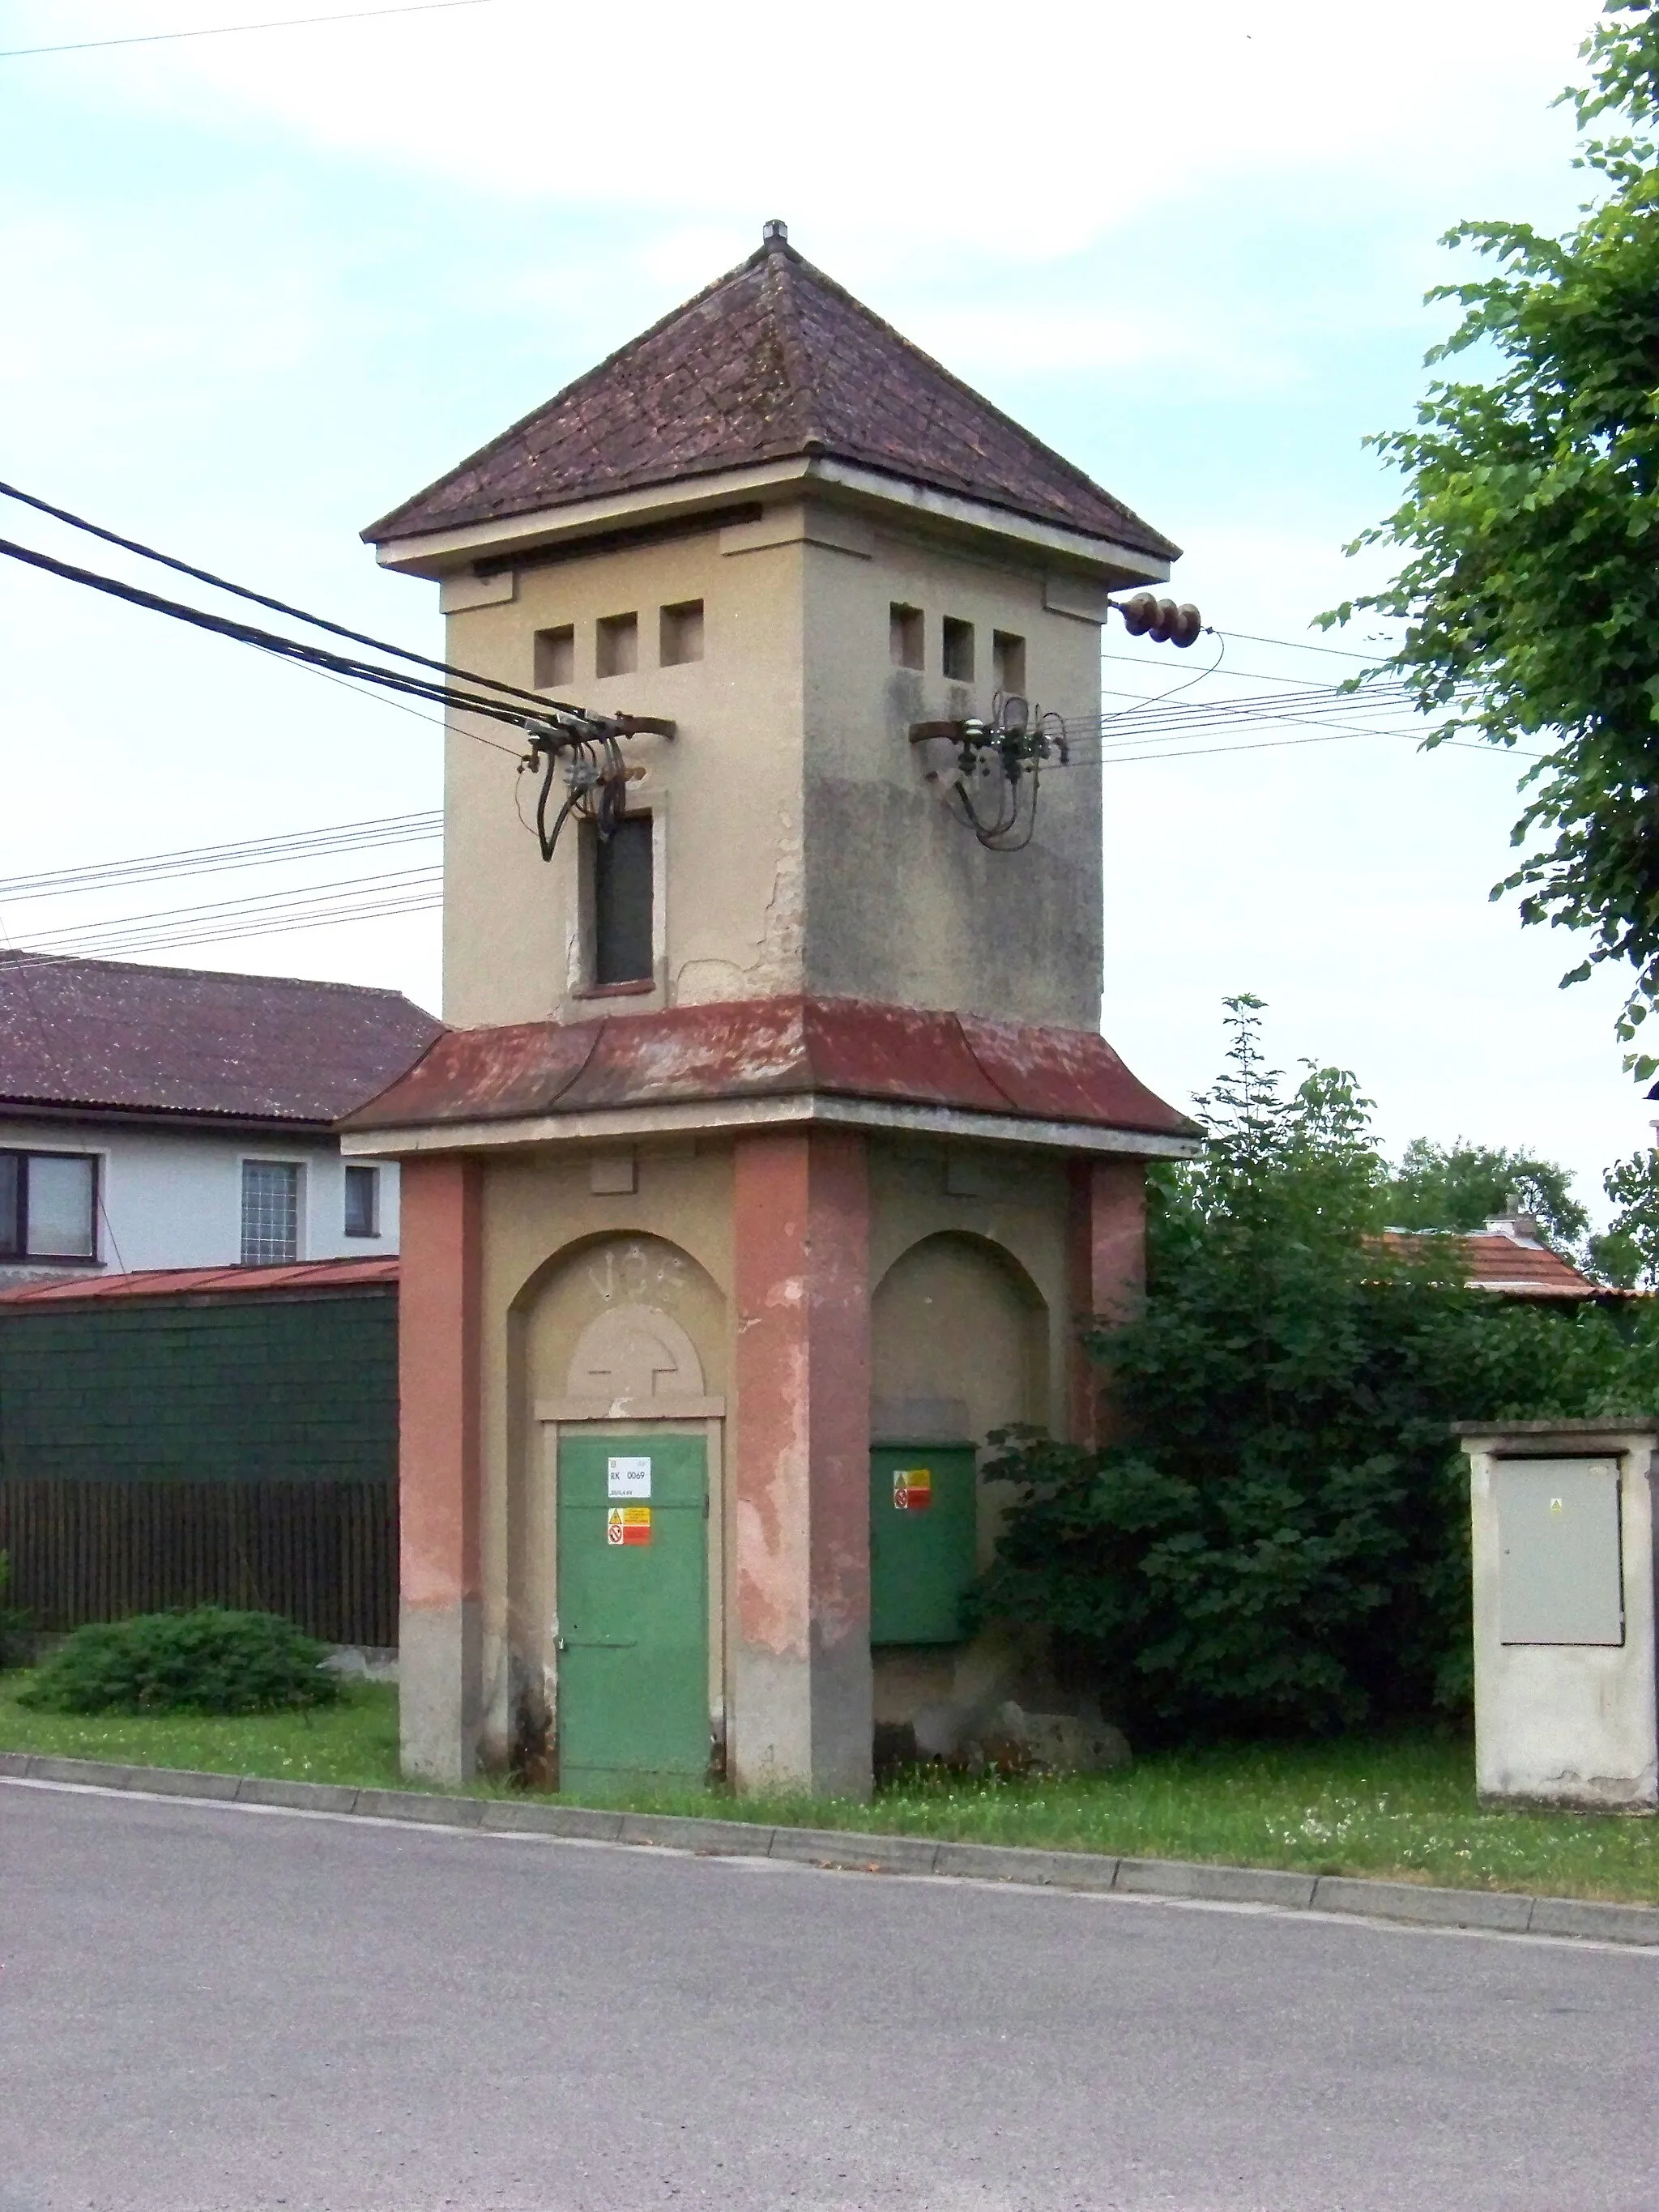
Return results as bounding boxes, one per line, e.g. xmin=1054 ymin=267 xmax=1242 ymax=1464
xmin=976 ymin=1000 xmax=1659 ymax=1744
xmin=1383 ymin=1138 xmax=1588 ymax=1251
xmin=1324 ymin=3 xmax=1659 ymax=1069
xmin=1591 ymin=1142 xmax=1659 ymax=1284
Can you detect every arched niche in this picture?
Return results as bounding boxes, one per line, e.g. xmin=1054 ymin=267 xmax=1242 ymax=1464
xmin=870 ymin=1230 xmax=1048 ymax=1448
xmin=513 ymin=1230 xmax=727 ymax=1419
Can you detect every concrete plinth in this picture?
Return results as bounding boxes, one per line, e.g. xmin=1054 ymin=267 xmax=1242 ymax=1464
xmin=731 ymin=1127 xmax=872 ymax=1797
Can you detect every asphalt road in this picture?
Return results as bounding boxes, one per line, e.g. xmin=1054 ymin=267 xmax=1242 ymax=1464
xmin=2 ymin=1782 xmax=1656 ymax=2212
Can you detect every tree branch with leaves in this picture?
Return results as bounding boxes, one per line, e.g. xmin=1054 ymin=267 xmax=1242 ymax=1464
xmin=1325 ymin=2 xmax=1659 ymax=1070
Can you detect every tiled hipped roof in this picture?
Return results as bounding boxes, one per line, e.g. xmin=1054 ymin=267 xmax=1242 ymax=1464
xmin=0 ymin=953 xmax=441 ymax=1125
xmin=364 ymin=231 xmax=1178 ymax=560
xmin=1375 ymin=1229 xmax=1604 ymax=1300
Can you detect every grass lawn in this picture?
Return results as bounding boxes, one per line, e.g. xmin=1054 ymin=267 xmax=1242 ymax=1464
xmin=2 ymin=1672 xmax=1654 ymax=1905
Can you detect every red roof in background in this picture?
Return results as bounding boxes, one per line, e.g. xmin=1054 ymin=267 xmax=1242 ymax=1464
xmin=343 ymin=994 xmax=1198 ymax=1143
xmin=1378 ymin=1230 xmax=1603 ymax=1299
xmin=364 ymin=231 xmax=1178 ymax=561
xmin=0 ymin=1257 xmax=399 ymax=1308
xmin=0 ymin=953 xmax=441 ymax=1126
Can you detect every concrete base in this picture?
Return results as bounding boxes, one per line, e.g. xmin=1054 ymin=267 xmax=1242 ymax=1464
xmin=731 ymin=1639 xmax=872 ymax=1799
xmin=399 ymin=1600 xmax=482 ymax=1786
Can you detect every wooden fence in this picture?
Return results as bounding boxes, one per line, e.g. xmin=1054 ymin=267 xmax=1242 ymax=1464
xmin=0 ymin=1479 xmax=397 ymax=1647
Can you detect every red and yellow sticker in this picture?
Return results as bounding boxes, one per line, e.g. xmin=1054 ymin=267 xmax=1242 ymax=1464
xmin=892 ymin=1467 xmax=932 ymax=1511
xmin=606 ymin=1506 xmax=652 ymax=1546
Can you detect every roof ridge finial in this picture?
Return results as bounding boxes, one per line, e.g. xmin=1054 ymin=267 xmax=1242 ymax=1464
xmin=761 ymin=218 xmax=789 ymax=249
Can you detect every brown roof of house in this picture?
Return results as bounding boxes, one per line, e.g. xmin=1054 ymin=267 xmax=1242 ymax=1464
xmin=0 ymin=953 xmax=441 ymax=1127
xmin=343 ymin=993 xmax=1197 ymax=1143
xmin=1377 ymin=1229 xmax=1602 ymax=1300
xmin=364 ymin=228 xmax=1178 ymax=561
xmin=0 ymin=1256 xmax=399 ymax=1308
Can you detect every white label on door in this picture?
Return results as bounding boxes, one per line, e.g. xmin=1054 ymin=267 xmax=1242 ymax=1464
xmin=608 ymin=1455 xmax=651 ymax=1500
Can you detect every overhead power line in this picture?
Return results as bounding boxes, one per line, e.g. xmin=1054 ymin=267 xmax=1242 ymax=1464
xmin=0 ymin=1 xmax=493 ymax=61
xmin=0 ymin=811 xmax=441 ymax=905
xmin=11 ymin=863 xmax=443 ymax=961
xmin=0 ymin=480 xmax=557 ymax=714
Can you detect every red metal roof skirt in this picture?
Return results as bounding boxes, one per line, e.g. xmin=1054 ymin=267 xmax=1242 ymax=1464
xmin=342 ymin=995 xmax=1196 ymax=1141
xmin=0 ymin=1256 xmax=399 ymax=1306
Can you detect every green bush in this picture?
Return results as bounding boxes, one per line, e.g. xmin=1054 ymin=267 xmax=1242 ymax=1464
xmin=975 ymin=999 xmax=1659 ymax=1745
xmin=19 ymin=1607 xmax=340 ymax=1715
xmin=0 ymin=1551 xmax=35 ymax=1671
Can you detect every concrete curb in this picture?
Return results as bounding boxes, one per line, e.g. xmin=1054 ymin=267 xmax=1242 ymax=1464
xmin=2 ymin=1749 xmax=1656 ymax=1946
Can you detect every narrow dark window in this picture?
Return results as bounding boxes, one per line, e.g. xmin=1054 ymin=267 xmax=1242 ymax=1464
xmin=659 ymin=599 xmax=704 ymax=666
xmin=593 ymin=816 xmax=654 ymax=987
xmin=595 ymin=612 xmax=638 ymax=679
xmin=534 ymin=624 xmax=574 ymax=688
xmin=992 ymin=629 xmax=1026 ymax=694
xmin=942 ymin=616 xmax=975 ymax=681
xmin=0 ymin=1153 xmax=22 ymax=1257
xmin=343 ymin=1163 xmax=380 ymax=1238
xmin=0 ymin=1150 xmax=97 ymax=1259
xmin=889 ymin=603 xmax=923 ymax=670
xmin=241 ymin=1161 xmax=300 ymax=1266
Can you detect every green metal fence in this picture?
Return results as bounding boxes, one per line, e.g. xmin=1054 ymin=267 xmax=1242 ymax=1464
xmin=0 ymin=1285 xmax=399 ymax=1644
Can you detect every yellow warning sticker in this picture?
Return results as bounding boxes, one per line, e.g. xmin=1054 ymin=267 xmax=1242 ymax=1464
xmin=607 ymin=1505 xmax=652 ymax=1547
xmin=893 ymin=1467 xmax=933 ymax=1511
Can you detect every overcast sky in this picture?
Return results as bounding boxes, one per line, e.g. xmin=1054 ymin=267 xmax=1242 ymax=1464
xmin=0 ymin=0 xmax=1644 ymax=1210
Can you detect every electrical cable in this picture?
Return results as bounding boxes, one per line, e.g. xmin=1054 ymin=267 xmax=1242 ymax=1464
xmin=0 ymin=812 xmax=441 ymax=904
xmin=0 ymin=1 xmax=492 ymax=61
xmin=1214 ymin=625 xmax=1380 ymax=662
xmin=0 ymin=531 xmax=548 ymax=727
xmin=0 ymin=486 xmax=572 ymax=716
xmin=1098 ymin=630 xmax=1226 ymax=719
xmin=12 ymin=863 xmax=443 ymax=948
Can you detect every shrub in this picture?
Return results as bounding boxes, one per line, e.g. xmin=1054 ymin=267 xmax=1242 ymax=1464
xmin=18 ymin=1606 xmax=340 ymax=1715
xmin=975 ymin=999 xmax=1659 ymax=1745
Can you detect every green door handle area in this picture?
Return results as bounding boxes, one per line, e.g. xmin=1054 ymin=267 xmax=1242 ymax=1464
xmin=561 ymin=1637 xmax=638 ymax=1650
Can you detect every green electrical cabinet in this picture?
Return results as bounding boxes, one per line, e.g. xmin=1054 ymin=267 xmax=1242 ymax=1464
xmin=869 ymin=1443 xmax=979 ymax=1644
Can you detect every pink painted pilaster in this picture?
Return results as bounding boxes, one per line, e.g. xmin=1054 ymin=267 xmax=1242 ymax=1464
xmin=397 ymin=1152 xmax=484 ymax=1782
xmin=1066 ymin=1157 xmax=1147 ymax=1447
xmin=731 ymin=1127 xmax=872 ymax=1796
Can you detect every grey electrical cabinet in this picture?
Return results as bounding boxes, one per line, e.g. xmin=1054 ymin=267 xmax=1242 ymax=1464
xmin=1461 ymin=1423 xmax=1658 ymax=1810
xmin=1495 ymin=1459 xmax=1623 ymax=1647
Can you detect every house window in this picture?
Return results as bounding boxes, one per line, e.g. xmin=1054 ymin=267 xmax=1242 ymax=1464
xmin=534 ymin=624 xmax=575 ymax=688
xmin=593 ymin=815 xmax=655 ymax=987
xmin=241 ymin=1161 xmax=300 ymax=1266
xmin=889 ymin=603 xmax=923 ymax=671
xmin=659 ymin=599 xmax=704 ymax=666
xmin=595 ymin=612 xmax=638 ymax=679
xmin=992 ymin=629 xmax=1026 ymax=695
xmin=0 ymin=1149 xmax=97 ymax=1260
xmin=343 ymin=1164 xmax=380 ymax=1239
xmin=941 ymin=616 xmax=975 ymax=682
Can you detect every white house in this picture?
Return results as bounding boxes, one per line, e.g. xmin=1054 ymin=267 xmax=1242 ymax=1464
xmin=0 ymin=953 xmax=440 ymax=1288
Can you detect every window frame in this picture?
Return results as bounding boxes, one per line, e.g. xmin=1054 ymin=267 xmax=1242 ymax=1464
xmin=590 ymin=812 xmax=655 ymax=989
xmin=343 ymin=1162 xmax=381 ymax=1240
xmin=239 ymin=1157 xmax=303 ymax=1268
xmin=0 ymin=1146 xmax=101 ymax=1264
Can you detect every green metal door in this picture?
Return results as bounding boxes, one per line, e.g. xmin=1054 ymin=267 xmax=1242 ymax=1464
xmin=869 ymin=1443 xmax=979 ymax=1644
xmin=556 ymin=1432 xmax=709 ymax=1793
